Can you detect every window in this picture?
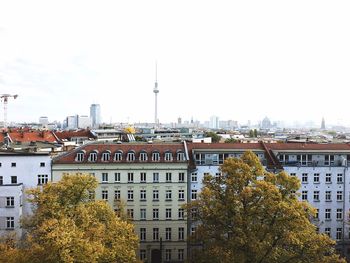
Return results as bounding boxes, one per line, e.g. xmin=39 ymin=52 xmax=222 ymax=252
xmin=314 ymin=209 xmax=319 ymax=219
xmin=153 ymin=208 xmax=159 ymax=220
xmin=6 ymin=217 xmax=14 ymax=229
xmin=127 ymin=152 xmax=135 ymax=161
xmin=177 ymin=152 xmax=185 ymax=161
xmin=127 ymin=209 xmax=134 ymax=219
xmin=165 ymin=227 xmax=172 ymax=240
xmin=140 ymin=172 xmax=146 ymax=183
xmin=178 ymin=189 xmax=185 ymax=200
xmin=325 ymin=227 xmax=331 ymax=237
xmin=337 ymin=173 xmax=343 ymax=183
xmin=165 ymin=152 xmax=173 ymax=161
xmin=40 ymin=162 xmax=45 ymax=167
xmin=153 ymin=228 xmax=159 ymax=241
xmin=325 ymin=208 xmax=331 ymax=220
xmin=140 ymin=190 xmax=147 ymax=201
xmin=11 ymin=176 xmax=17 ymax=184
xmin=166 ymin=208 xmax=172 ymax=220
xmin=178 ymin=208 xmax=184 ymax=220
xmin=37 ymin=174 xmax=48 ymax=185
xmin=290 ymin=173 xmax=296 ymax=177
xmin=302 ymin=173 xmax=308 ymax=183
xmin=101 ymin=152 xmax=110 ymax=161
xmin=102 ymin=173 xmax=108 ymax=183
xmin=178 ymin=172 xmax=185 ymax=182
xmin=313 ymin=191 xmax=319 ymax=201
xmin=337 ymin=209 xmax=343 ymax=220
xmin=128 ymin=172 xmax=134 ymax=183
xmin=153 ymin=190 xmax=159 ymax=201
xmin=153 ymin=172 xmax=159 ymax=183
xmin=191 ymin=173 xmax=198 ymax=182
xmin=88 ymin=191 xmax=95 ymax=200
xmin=127 ymin=190 xmax=134 ymax=201
xmin=165 ymin=249 xmax=172 ymax=261
xmin=165 ymin=190 xmax=172 ymax=200
xmin=178 ymin=249 xmax=184 ymax=261
xmin=140 ymin=209 xmax=146 ymax=220
xmin=114 ymin=172 xmax=120 ymax=182
xmin=313 ymin=173 xmax=319 ymax=183
xmin=140 ymin=228 xmax=146 ymax=241
xmin=337 ymin=191 xmax=343 ymax=201
xmin=88 ymin=152 xmax=97 ymax=162
xmin=192 ymin=189 xmax=197 ymax=200
xmin=325 ymin=191 xmax=332 ymax=201
xmin=139 ymin=152 xmax=148 ymax=161
xmin=76 ymin=152 xmax=84 ymax=161
xmin=114 ymin=152 xmax=123 ymax=161
xmin=325 ymin=173 xmax=332 ymax=183
xmin=178 ymin=227 xmax=184 ymax=240
xmin=166 ymin=172 xmax=172 ymax=182
xmin=0 ymin=176 xmax=3 ymax=185
xmin=337 ymin=228 xmax=342 ymax=240
xmin=11 ymin=162 xmax=16 ymax=167
xmin=102 ymin=190 xmax=108 ymax=200
xmin=6 ymin=197 xmax=14 ymax=207
xmin=324 ymin=155 xmax=334 ymax=166
xmin=114 ymin=190 xmax=120 ymax=200
xmin=140 ymin=249 xmax=147 ymax=260
xmin=152 ymin=152 xmax=160 ymax=161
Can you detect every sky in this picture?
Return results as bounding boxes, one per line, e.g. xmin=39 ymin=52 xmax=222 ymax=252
xmin=0 ymin=0 xmax=349 ymax=126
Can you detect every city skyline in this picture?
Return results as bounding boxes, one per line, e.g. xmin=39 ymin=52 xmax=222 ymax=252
xmin=0 ymin=1 xmax=349 ymax=125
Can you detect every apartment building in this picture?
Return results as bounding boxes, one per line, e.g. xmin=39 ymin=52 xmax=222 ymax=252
xmin=52 ymin=142 xmax=190 ymax=263
xmin=0 ymin=151 xmax=51 ymax=237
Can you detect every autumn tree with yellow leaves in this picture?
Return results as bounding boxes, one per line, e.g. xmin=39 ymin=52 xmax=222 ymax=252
xmin=188 ymin=151 xmax=346 ymax=263
xmin=0 ymin=174 xmax=139 ymax=263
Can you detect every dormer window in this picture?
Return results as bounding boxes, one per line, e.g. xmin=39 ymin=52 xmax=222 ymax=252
xmin=127 ymin=151 xmax=135 ymax=162
xmin=101 ymin=151 xmax=111 ymax=162
xmin=75 ymin=152 xmax=84 ymax=162
xmin=164 ymin=152 xmax=173 ymax=161
xmin=114 ymin=151 xmax=123 ymax=161
xmin=177 ymin=151 xmax=185 ymax=161
xmin=139 ymin=152 xmax=148 ymax=162
xmin=88 ymin=151 xmax=98 ymax=162
xmin=152 ymin=151 xmax=160 ymax=161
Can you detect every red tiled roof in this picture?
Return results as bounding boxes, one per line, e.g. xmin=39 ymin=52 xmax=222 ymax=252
xmin=8 ymin=131 xmax=57 ymax=143
xmin=54 ymin=130 xmax=95 ymax=140
xmin=53 ymin=142 xmax=187 ymax=164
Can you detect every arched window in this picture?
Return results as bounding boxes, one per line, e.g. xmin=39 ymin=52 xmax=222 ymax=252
xmin=139 ymin=151 xmax=148 ymax=162
xmin=152 ymin=151 xmax=160 ymax=161
xmin=177 ymin=150 xmax=185 ymax=161
xmin=127 ymin=151 xmax=136 ymax=162
xmin=75 ymin=151 xmax=85 ymax=162
xmin=114 ymin=151 xmax=123 ymax=161
xmin=164 ymin=151 xmax=173 ymax=161
xmin=101 ymin=151 xmax=111 ymax=162
xmin=88 ymin=151 xmax=98 ymax=162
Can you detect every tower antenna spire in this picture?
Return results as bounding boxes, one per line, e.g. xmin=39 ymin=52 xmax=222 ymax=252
xmin=153 ymin=61 xmax=159 ymax=128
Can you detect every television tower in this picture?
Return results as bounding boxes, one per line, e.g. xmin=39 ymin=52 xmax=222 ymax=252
xmin=153 ymin=62 xmax=159 ymax=127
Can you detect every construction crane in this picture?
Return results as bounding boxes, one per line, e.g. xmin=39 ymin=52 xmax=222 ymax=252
xmin=0 ymin=94 xmax=18 ymax=128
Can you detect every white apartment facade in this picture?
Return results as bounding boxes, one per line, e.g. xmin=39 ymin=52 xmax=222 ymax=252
xmin=0 ymin=151 xmax=51 ymax=237
xmin=52 ymin=142 xmax=190 ymax=263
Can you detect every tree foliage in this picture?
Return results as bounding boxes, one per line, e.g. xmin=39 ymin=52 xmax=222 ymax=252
xmin=188 ymin=151 xmax=345 ymax=263
xmin=0 ymin=174 xmax=139 ymax=263
xmin=205 ymin=131 xmax=221 ymax=143
xmin=224 ymin=138 xmax=238 ymax=143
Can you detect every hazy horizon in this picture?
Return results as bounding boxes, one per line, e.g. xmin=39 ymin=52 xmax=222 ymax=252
xmin=0 ymin=1 xmax=349 ymax=125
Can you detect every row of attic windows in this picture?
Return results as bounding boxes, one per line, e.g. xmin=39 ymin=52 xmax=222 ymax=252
xmin=75 ymin=150 xmax=186 ymax=162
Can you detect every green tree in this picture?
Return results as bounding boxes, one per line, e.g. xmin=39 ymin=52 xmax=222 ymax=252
xmin=249 ymin=129 xmax=254 ymax=137
xmin=0 ymin=174 xmax=139 ymax=263
xmin=205 ymin=131 xmax=221 ymax=143
xmin=188 ymin=151 xmax=345 ymax=263
xmin=253 ymin=129 xmax=258 ymax=137
xmin=224 ymin=138 xmax=238 ymax=143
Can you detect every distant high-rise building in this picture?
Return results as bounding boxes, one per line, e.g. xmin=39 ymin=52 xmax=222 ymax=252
xmin=90 ymin=104 xmax=101 ymax=128
xmin=210 ymin=116 xmax=219 ymax=129
xmin=177 ymin=117 xmax=182 ymax=125
xmin=66 ymin=115 xmax=78 ymax=130
xmin=321 ymin=117 xmax=326 ymax=130
xmin=78 ymin=115 xmax=91 ymax=129
xmin=39 ymin=116 xmax=49 ymax=125
xmin=261 ymin=117 xmax=272 ymax=129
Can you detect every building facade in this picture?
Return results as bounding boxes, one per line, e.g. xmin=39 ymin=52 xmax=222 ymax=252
xmin=52 ymin=142 xmax=190 ymax=263
xmin=0 ymin=152 xmax=51 ymax=237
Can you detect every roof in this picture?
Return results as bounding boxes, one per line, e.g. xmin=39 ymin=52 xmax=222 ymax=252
xmin=54 ymin=130 xmax=96 ymax=140
xmin=188 ymin=142 xmax=264 ymax=151
xmin=267 ymin=142 xmax=350 ymax=151
xmin=53 ymin=142 xmax=188 ymax=164
xmin=7 ymin=131 xmax=58 ymax=143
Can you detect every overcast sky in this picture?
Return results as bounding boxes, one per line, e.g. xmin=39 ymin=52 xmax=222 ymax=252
xmin=0 ymin=0 xmax=349 ymax=126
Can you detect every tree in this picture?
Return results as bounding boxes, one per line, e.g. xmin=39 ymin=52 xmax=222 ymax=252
xmin=205 ymin=131 xmax=221 ymax=143
xmin=188 ymin=151 xmax=345 ymax=263
xmin=0 ymin=174 xmax=139 ymax=263
xmin=253 ymin=129 xmax=258 ymax=137
xmin=224 ymin=138 xmax=238 ymax=143
xmin=249 ymin=129 xmax=254 ymax=137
